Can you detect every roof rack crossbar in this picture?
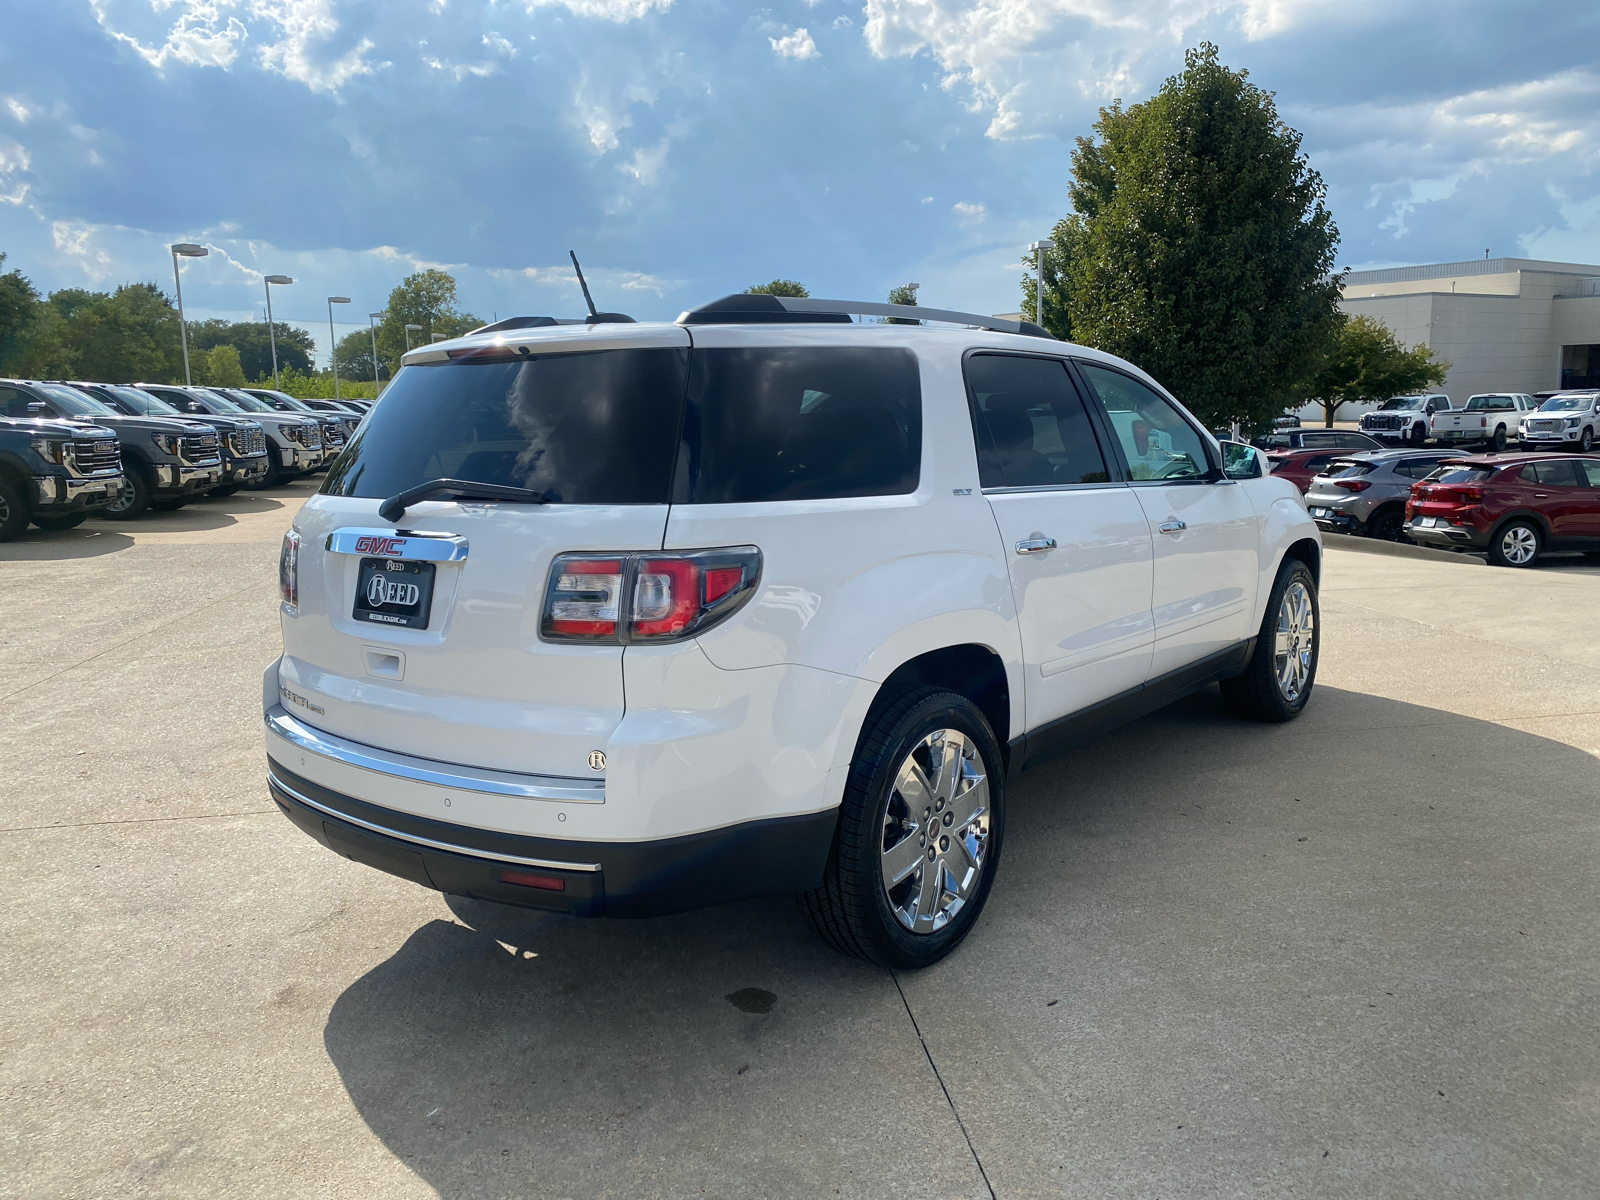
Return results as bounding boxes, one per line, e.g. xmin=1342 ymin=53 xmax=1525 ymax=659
xmin=780 ymin=298 xmax=1053 ymax=338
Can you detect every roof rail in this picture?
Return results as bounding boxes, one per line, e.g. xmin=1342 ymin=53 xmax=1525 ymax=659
xmin=676 ymin=293 xmax=1056 ymax=339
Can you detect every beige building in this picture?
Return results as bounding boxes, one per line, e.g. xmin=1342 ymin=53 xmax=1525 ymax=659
xmin=1340 ymin=257 xmax=1600 ymax=400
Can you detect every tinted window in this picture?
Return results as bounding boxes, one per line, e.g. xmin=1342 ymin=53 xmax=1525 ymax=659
xmin=0 ymin=387 xmax=46 ymax=417
xmin=111 ymin=387 xmax=181 ymax=416
xmin=1579 ymin=460 xmax=1600 ymax=488
xmin=1325 ymin=461 xmax=1374 ymax=479
xmin=324 ymin=348 xmax=687 ymax=505
xmin=677 ymin=347 xmax=920 ymax=503
xmin=964 ymin=354 xmax=1110 ymax=488
xmin=1434 ymin=467 xmax=1494 ymax=484
xmin=39 ymin=384 xmax=117 ymax=417
xmin=1394 ymin=458 xmax=1447 ymax=479
xmin=1523 ymin=459 xmax=1582 ymax=487
xmin=1078 ymin=363 xmax=1210 ymax=481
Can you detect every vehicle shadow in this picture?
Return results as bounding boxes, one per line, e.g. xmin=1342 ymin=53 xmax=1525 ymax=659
xmin=0 ymin=526 xmax=136 ymax=560
xmin=321 ymin=685 xmax=1600 ymax=1198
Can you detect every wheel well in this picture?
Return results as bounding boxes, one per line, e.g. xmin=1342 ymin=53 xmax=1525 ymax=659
xmin=1284 ymin=537 xmax=1320 ymax=586
xmin=872 ymin=644 xmax=1011 ymax=758
xmin=1491 ymin=511 xmax=1550 ymax=542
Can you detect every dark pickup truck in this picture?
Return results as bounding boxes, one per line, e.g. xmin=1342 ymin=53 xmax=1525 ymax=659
xmin=0 ymin=414 xmax=125 ymax=540
xmin=4 ymin=380 xmax=223 ymax=519
xmin=84 ymin=383 xmax=270 ymax=496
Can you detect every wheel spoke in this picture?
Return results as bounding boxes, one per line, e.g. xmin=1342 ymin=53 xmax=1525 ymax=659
xmin=915 ymin=864 xmax=942 ymax=922
xmin=896 ymin=757 xmax=935 ymax=811
xmin=880 ymin=828 xmax=926 ymax=889
xmin=931 ymin=733 xmax=964 ymax=805
xmin=946 ymin=773 xmax=988 ymax=834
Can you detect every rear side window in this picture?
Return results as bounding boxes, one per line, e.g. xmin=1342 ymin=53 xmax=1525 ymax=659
xmin=1520 ymin=459 xmax=1582 ymax=487
xmin=1580 ymin=460 xmax=1600 ymax=488
xmin=964 ymin=354 xmax=1110 ymax=488
xmin=676 ymin=347 xmax=920 ymax=503
xmin=322 ymin=348 xmax=687 ymax=504
xmin=1394 ymin=459 xmax=1445 ymax=479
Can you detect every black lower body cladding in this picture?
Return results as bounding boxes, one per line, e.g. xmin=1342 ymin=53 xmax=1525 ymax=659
xmin=267 ymin=761 xmax=839 ymax=918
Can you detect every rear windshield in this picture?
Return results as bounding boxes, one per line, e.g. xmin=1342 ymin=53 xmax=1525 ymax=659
xmin=323 ymin=349 xmax=688 ymax=504
xmin=1321 ymin=461 xmax=1373 ymax=479
xmin=1432 ymin=467 xmax=1494 ymax=484
xmin=676 ymin=347 xmax=921 ymax=503
xmin=1464 ymin=395 xmax=1513 ymax=411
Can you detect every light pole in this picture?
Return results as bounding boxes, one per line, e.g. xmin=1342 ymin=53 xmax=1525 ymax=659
xmin=369 ymin=311 xmax=388 ymax=391
xmin=404 ymin=324 xmax=423 ymax=352
xmin=263 ymin=275 xmax=293 ymax=390
xmin=170 ymin=243 xmax=209 ymax=385
xmin=1028 ymin=240 xmax=1050 ymax=326
xmin=430 ymin=333 xmax=446 ymax=343
xmin=327 ymin=296 xmax=351 ymax=399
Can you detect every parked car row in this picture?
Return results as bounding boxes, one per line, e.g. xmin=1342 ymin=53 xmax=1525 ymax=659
xmin=0 ymin=378 xmax=370 ymax=539
xmin=1354 ymin=391 xmax=1600 ymax=453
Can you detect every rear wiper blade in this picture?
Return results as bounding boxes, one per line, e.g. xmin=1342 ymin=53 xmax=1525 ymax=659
xmin=378 ymin=478 xmax=548 ymax=523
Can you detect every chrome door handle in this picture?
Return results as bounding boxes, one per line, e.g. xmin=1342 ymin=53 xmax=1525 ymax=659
xmin=1158 ymin=519 xmax=1186 ymax=534
xmin=1015 ymin=537 xmax=1057 ymax=554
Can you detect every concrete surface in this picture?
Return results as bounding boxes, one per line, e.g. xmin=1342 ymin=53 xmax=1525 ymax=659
xmin=2 ymin=487 xmax=1597 ymax=1198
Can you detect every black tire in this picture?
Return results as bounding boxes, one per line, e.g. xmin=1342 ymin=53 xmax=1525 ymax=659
xmin=103 ymin=462 xmax=152 ymax=520
xmin=148 ymin=496 xmax=189 ymax=512
xmin=1581 ymin=428 xmax=1594 ymax=453
xmin=0 ymin=473 xmax=29 ymax=542
xmin=1491 ymin=425 xmax=1508 ymax=452
xmin=32 ymin=512 xmax=88 ymax=532
xmin=1219 ymin=558 xmax=1319 ymax=723
xmin=798 ymin=687 xmax=1006 ymax=969
xmin=1486 ymin=519 xmax=1542 ymax=568
xmin=1366 ymin=508 xmax=1406 ymax=542
xmin=207 ymin=484 xmax=241 ymax=497
xmin=1409 ymin=423 xmax=1427 ymax=447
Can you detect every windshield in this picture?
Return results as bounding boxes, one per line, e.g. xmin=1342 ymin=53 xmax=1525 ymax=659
xmin=322 ymin=348 xmax=689 ymax=504
xmin=39 ymin=384 xmax=118 ymax=417
xmin=259 ymin=390 xmax=316 ymax=413
xmin=111 ymin=386 xmax=181 ymax=416
xmin=217 ymin=389 xmax=273 ymax=414
xmin=1538 ymin=396 xmax=1593 ymax=411
xmin=1465 ymin=395 xmax=1513 ymax=411
xmin=1380 ymin=397 xmax=1421 ymax=410
xmin=198 ymin=391 xmax=245 ymax=413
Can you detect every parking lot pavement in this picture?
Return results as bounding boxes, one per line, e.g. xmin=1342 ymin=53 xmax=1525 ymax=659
xmin=3 ymin=504 xmax=1597 ymax=1198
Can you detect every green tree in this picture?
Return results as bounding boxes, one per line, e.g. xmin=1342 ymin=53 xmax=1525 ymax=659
xmin=189 ymin=318 xmax=313 ymax=380
xmin=886 ymin=282 xmax=919 ymax=324
xmin=1027 ymin=43 xmax=1343 ymax=430
xmin=55 ymin=283 xmax=183 ymax=383
xmin=268 ymin=365 xmax=377 ymax=401
xmin=1306 ymin=314 xmax=1450 ymax=426
xmin=191 ymin=343 xmax=247 ymax=387
xmin=0 ymin=254 xmax=68 ymax=377
xmin=744 ymin=279 xmax=809 ymax=297
xmin=335 ymin=328 xmax=379 ymax=382
xmin=373 ymin=269 xmax=480 ymax=380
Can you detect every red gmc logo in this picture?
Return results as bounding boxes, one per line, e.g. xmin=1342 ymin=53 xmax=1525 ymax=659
xmin=354 ymin=535 xmax=406 ymax=555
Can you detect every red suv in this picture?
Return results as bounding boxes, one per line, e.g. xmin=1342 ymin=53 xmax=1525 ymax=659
xmin=1404 ymin=453 xmax=1600 ymax=566
xmin=1267 ymin=447 xmax=1360 ymax=494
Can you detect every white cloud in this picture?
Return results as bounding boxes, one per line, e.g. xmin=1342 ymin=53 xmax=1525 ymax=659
xmin=952 ymin=200 xmax=987 ymax=222
xmin=572 ymin=80 xmax=630 ymax=152
xmin=250 ymin=0 xmax=376 ymax=94
xmin=5 ymin=97 xmax=30 ymax=123
xmin=483 ymin=31 xmax=517 ymax=58
xmin=524 ymin=0 xmax=673 ymax=20
xmin=770 ymin=28 xmax=819 ymax=60
xmin=90 ymin=0 xmax=249 ymax=71
xmin=0 ymin=138 xmax=30 ymax=205
xmin=423 ymin=55 xmax=500 ymax=80
xmin=619 ymin=138 xmax=670 ymax=185
xmin=52 ymin=221 xmax=114 ymax=281
xmin=1521 ymin=190 xmax=1600 ymax=263
xmin=832 ymin=14 xmax=853 ymax=28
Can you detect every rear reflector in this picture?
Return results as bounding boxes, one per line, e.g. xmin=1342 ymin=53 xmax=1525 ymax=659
xmin=501 ymin=870 xmax=566 ymax=891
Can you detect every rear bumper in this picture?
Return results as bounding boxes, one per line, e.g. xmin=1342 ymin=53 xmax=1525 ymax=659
xmin=267 ymin=759 xmax=838 ymax=918
xmin=1404 ymin=520 xmax=1484 ymax=548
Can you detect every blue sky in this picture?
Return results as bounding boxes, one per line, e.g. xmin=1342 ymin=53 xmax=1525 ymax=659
xmin=2 ymin=1 xmax=1598 ymax=364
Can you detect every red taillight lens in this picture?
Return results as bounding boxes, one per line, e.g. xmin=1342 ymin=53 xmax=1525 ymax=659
xmin=1449 ymin=486 xmax=1482 ymax=503
xmin=279 ymin=529 xmax=300 ymax=611
xmin=501 ymin=870 xmax=565 ymax=891
xmin=1333 ymin=479 xmax=1371 ymax=492
xmin=543 ymin=557 xmax=622 ymax=639
xmin=541 ymin=547 xmax=761 ymax=644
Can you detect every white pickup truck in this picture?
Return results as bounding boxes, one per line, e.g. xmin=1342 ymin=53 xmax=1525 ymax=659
xmin=1430 ymin=393 xmax=1538 ymax=452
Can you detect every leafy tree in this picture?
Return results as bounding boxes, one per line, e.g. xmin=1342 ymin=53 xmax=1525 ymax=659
xmin=335 ymin=328 xmax=380 ymax=382
xmin=191 ymin=343 xmax=247 ymax=387
xmin=0 ymin=254 xmax=68 ymax=377
xmin=1026 ymin=43 xmax=1343 ymax=430
xmin=267 ymin=365 xmax=377 ymax=401
xmin=1306 ymin=314 xmax=1450 ymax=426
xmin=55 ymin=282 xmax=183 ymax=383
xmin=886 ymin=282 xmax=919 ymax=324
xmin=744 ymin=280 xmax=809 ymax=297
xmin=373 ymin=269 xmax=480 ymax=380
xmin=189 ymin=318 xmax=313 ymax=380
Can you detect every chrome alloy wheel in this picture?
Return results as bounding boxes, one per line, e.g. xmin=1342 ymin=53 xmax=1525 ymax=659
xmin=879 ymin=729 xmax=990 ymax=935
xmin=1274 ymin=580 xmax=1316 ymax=704
xmin=1499 ymin=524 xmax=1538 ymax=566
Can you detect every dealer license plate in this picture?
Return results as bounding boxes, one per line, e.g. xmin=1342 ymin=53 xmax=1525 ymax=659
xmin=353 ymin=557 xmax=436 ymax=629
xmin=1419 ymin=517 xmax=1441 ymax=528
xmin=1309 ymin=507 xmax=1330 ymax=517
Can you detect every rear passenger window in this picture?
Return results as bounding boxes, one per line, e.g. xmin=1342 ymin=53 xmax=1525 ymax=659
xmin=1526 ymin=459 xmax=1582 ymax=487
xmin=963 ymin=354 xmax=1110 ymax=488
xmin=1580 ymin=460 xmax=1600 ymax=488
xmin=677 ymin=347 xmax=921 ymax=503
xmin=1077 ymin=363 xmax=1212 ymax=481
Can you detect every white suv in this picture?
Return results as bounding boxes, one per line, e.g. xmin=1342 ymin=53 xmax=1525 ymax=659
xmin=265 ymin=293 xmax=1322 ymax=967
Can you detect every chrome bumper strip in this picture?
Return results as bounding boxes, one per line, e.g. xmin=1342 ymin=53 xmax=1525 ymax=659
xmin=267 ymin=769 xmax=601 ymax=872
xmin=264 ymin=705 xmax=605 ymax=804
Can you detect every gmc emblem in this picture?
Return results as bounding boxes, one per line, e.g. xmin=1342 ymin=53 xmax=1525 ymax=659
xmin=354 ymin=535 xmax=406 ymax=555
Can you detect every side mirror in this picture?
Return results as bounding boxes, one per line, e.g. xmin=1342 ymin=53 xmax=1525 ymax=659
xmin=1221 ymin=440 xmax=1263 ymax=480
xmin=27 ymin=401 xmax=47 ymax=413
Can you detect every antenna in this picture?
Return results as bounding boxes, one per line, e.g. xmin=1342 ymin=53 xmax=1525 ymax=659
xmin=569 ymin=250 xmax=599 ymax=318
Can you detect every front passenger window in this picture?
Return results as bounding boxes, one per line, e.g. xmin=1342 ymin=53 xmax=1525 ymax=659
xmin=1077 ymin=363 xmax=1211 ymax=481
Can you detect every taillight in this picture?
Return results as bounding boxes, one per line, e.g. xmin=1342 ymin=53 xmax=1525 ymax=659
xmin=540 ymin=547 xmax=761 ymax=644
xmin=1479 ymin=417 xmax=1487 ymax=428
xmin=1333 ymin=479 xmax=1370 ymax=492
xmin=278 ymin=529 xmax=300 ymax=613
xmin=1449 ymin=486 xmax=1483 ymax=504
